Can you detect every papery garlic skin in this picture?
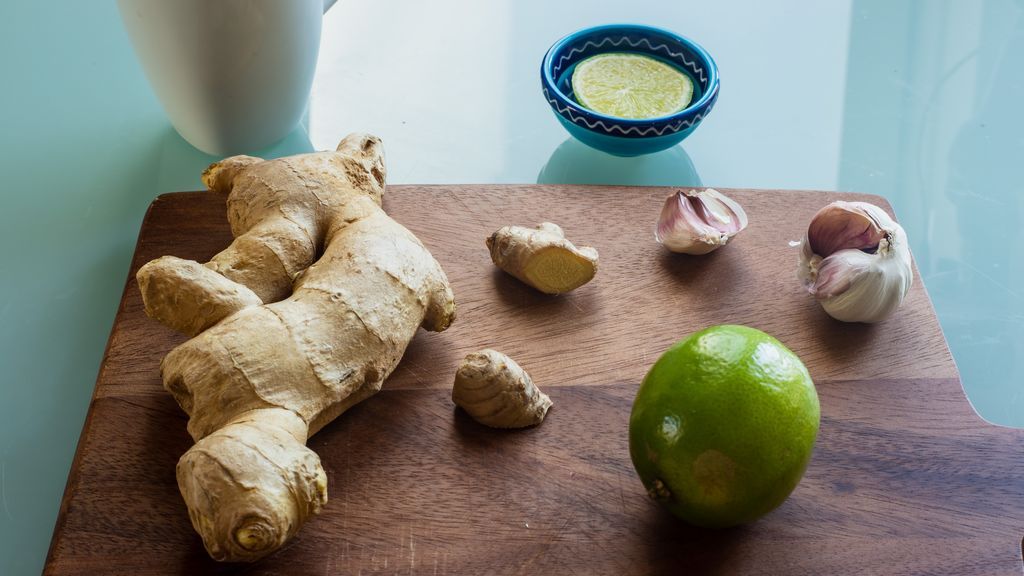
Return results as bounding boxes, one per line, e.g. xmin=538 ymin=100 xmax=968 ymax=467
xmin=656 ymin=188 xmax=749 ymax=254
xmin=798 ymin=201 xmax=912 ymax=323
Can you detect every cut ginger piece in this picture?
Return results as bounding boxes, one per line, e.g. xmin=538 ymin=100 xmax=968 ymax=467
xmin=452 ymin=349 xmax=552 ymax=428
xmin=486 ymin=222 xmax=598 ymax=294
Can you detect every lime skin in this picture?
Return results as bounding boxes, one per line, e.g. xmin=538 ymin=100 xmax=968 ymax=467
xmin=628 ymin=325 xmax=820 ymax=528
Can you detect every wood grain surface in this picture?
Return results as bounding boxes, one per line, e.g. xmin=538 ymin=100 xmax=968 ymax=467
xmin=45 ymin=185 xmax=1024 ymax=575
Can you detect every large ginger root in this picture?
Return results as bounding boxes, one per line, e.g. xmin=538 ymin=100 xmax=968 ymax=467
xmin=452 ymin=349 xmax=552 ymax=428
xmin=486 ymin=222 xmax=598 ymax=294
xmin=136 ymin=134 xmax=455 ymax=562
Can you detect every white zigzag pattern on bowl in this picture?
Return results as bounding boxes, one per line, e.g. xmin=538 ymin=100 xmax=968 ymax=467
xmin=544 ymin=88 xmax=708 ymax=137
xmin=554 ymin=36 xmax=707 ymax=84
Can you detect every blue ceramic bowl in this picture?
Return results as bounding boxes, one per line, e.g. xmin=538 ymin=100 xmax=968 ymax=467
xmin=541 ymin=24 xmax=719 ymax=157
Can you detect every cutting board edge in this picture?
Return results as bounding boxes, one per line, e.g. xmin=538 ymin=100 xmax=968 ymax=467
xmin=142 ymin=185 xmax=897 ymax=206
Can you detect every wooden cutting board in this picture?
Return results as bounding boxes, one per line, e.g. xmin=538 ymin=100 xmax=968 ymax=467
xmin=45 ymin=185 xmax=1023 ymax=575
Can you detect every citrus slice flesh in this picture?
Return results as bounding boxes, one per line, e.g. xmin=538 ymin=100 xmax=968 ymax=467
xmin=571 ymin=53 xmax=694 ymax=119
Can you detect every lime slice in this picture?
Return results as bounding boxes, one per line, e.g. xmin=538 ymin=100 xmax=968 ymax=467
xmin=571 ymin=53 xmax=693 ymax=119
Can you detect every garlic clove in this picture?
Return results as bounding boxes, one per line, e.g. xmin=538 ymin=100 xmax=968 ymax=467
xmin=806 ymin=201 xmax=887 ymax=256
xmin=808 ymin=249 xmax=872 ymax=299
xmin=797 ymin=200 xmax=913 ymax=323
xmin=813 ymin=243 xmax=912 ymax=323
xmin=656 ymin=188 xmax=749 ymax=254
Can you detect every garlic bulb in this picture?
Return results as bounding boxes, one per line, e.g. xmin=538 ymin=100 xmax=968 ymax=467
xmin=797 ymin=201 xmax=912 ymax=323
xmin=656 ymin=188 xmax=749 ymax=254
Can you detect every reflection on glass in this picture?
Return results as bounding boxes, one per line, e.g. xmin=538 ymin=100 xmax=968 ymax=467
xmin=538 ymin=138 xmax=702 ymax=188
xmin=152 ymin=123 xmax=315 ymax=193
xmin=839 ymin=0 xmax=1024 ymax=425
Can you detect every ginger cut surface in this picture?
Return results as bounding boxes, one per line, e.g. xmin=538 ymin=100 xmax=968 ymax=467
xmin=452 ymin=349 xmax=552 ymax=428
xmin=486 ymin=222 xmax=598 ymax=294
xmin=136 ymin=134 xmax=455 ymax=562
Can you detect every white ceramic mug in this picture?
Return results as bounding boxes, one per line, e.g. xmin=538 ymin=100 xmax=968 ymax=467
xmin=118 ymin=0 xmax=337 ymax=155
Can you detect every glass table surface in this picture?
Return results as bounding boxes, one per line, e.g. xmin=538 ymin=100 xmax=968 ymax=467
xmin=1 ymin=1 xmax=1021 ymax=573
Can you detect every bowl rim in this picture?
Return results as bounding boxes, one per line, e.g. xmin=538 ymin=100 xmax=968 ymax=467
xmin=541 ymin=23 xmax=719 ymax=127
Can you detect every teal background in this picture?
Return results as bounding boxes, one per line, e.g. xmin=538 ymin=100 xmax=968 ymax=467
xmin=1 ymin=1 xmax=1021 ymax=573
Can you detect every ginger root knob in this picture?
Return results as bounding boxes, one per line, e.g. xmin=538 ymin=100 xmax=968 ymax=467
xmin=138 ymin=133 xmax=456 ymax=562
xmin=486 ymin=222 xmax=598 ymax=294
xmin=452 ymin=349 xmax=552 ymax=428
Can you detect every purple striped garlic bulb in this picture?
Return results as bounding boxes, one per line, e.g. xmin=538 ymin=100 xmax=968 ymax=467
xmin=797 ymin=201 xmax=912 ymax=323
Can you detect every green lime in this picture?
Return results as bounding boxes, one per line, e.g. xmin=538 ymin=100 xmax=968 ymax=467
xmin=629 ymin=325 xmax=819 ymax=528
xmin=571 ymin=53 xmax=694 ymax=119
